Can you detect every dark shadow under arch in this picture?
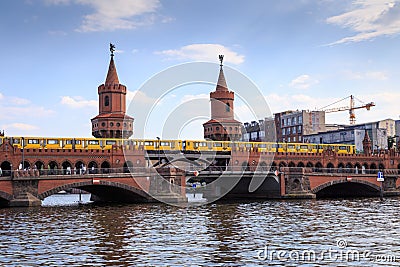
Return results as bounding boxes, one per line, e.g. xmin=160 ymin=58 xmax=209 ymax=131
xmin=39 ymin=180 xmax=152 ymax=202
xmin=312 ymin=179 xmax=381 ymax=198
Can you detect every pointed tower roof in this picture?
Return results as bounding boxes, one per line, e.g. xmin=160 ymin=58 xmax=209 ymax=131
xmin=363 ymin=129 xmax=371 ymax=143
xmin=216 ymin=55 xmax=228 ymax=91
xmin=105 ymin=43 xmax=120 ymax=85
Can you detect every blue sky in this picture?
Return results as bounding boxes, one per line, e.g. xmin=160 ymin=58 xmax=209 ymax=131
xmin=1 ymin=0 xmax=399 ymax=139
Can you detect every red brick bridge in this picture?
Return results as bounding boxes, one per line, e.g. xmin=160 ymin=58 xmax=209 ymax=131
xmin=1 ymin=139 xmax=400 ymax=206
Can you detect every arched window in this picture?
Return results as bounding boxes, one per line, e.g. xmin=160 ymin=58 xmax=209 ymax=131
xmin=105 ymin=96 xmax=109 ymax=106
xmin=226 ymin=103 xmax=231 ymax=112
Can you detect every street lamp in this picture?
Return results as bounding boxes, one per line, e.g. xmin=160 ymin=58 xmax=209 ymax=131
xmin=22 ymin=137 xmax=25 ymax=170
xmin=156 ymin=137 xmax=160 ymax=167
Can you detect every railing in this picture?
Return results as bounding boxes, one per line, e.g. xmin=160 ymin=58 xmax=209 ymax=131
xmin=0 ymin=167 xmax=159 ymax=179
xmin=0 ymin=166 xmax=398 ymax=179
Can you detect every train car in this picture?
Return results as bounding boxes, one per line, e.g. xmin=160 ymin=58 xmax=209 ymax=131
xmin=158 ymin=140 xmax=182 ymax=151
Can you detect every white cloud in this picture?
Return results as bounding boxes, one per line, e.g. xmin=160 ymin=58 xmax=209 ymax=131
xmin=9 ymin=97 xmax=31 ymax=105
xmin=155 ymin=44 xmax=245 ymax=65
xmin=342 ymin=70 xmax=389 ymax=80
xmin=46 ymin=0 xmax=161 ymax=32
xmin=0 ymin=93 xmax=55 ymax=121
xmin=126 ymin=90 xmax=155 ymax=104
xmin=327 ymin=0 xmax=400 ymax=44
xmin=289 ymin=74 xmax=319 ymax=89
xmin=60 ymin=96 xmax=97 ymax=109
xmin=2 ymin=123 xmax=39 ymax=132
xmin=180 ymin=93 xmax=209 ymax=104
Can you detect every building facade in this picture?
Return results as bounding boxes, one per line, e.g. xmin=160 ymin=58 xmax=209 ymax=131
xmin=274 ymin=110 xmax=325 ymax=142
xmin=303 ymin=119 xmax=395 ymax=152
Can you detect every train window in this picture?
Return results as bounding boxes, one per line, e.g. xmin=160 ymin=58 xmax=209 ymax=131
xmin=214 ymin=142 xmax=222 ymax=147
xmin=13 ymin=139 xmax=20 ymax=144
xmin=200 ymin=142 xmax=207 ymax=147
xmin=47 ymin=139 xmax=59 ymax=145
xmin=161 ymin=142 xmax=170 ymax=146
xmin=245 ymin=143 xmax=252 ymax=148
xmin=144 ymin=141 xmax=153 ymax=146
xmin=88 ymin=140 xmax=99 ymax=145
xmin=300 ymin=145 xmax=308 ymax=149
xmin=28 ymin=139 xmax=39 ymax=144
xmin=258 ymin=144 xmax=267 ymax=148
xmin=106 ymin=140 xmax=117 ymax=145
xmin=288 ymin=144 xmax=295 ymax=149
xmin=338 ymin=146 xmax=346 ymax=150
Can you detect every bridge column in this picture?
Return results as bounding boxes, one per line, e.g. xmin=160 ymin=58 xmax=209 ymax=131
xmin=282 ymin=167 xmax=315 ymax=199
xmin=9 ymin=179 xmax=41 ymax=207
xmin=150 ymin=167 xmax=188 ymax=203
xmin=383 ymin=170 xmax=400 ymax=197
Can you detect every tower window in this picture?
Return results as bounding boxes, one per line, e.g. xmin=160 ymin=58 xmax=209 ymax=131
xmin=226 ymin=103 xmax=230 ymax=112
xmin=105 ymin=96 xmax=109 ymax=106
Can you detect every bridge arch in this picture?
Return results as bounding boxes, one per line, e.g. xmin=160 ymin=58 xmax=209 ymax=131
xmin=315 ymin=162 xmax=323 ymax=172
xmin=306 ymin=162 xmax=313 ymax=168
xmin=354 ymin=163 xmax=362 ymax=173
xmin=279 ymin=162 xmax=287 ymax=169
xmin=19 ymin=160 xmax=31 ymax=169
xmin=297 ymin=162 xmax=305 ymax=168
xmin=327 ymin=162 xmax=334 ymax=173
xmin=242 ymin=161 xmax=249 ymax=171
xmin=101 ymin=161 xmax=111 ymax=173
xmin=47 ymin=161 xmax=58 ymax=175
xmin=363 ymin=163 xmax=369 ymax=174
xmin=345 ymin=162 xmax=353 ymax=173
xmin=312 ymin=179 xmax=381 ymax=198
xmin=0 ymin=161 xmax=12 ymax=176
xmin=338 ymin=162 xmax=344 ymax=173
xmin=271 ymin=162 xmax=277 ymax=171
xmin=123 ymin=161 xmax=134 ymax=173
xmin=88 ymin=161 xmax=98 ymax=174
xmin=288 ymin=161 xmax=295 ymax=168
xmin=39 ymin=180 xmax=152 ymax=202
xmin=370 ymin=163 xmax=377 ymax=174
xmin=378 ymin=163 xmax=385 ymax=171
xmin=34 ymin=161 xmax=45 ymax=170
xmin=62 ymin=160 xmax=73 ymax=174
xmin=259 ymin=161 xmax=268 ymax=171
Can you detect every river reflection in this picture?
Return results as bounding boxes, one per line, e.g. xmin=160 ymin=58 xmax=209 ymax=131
xmin=1 ymin=196 xmax=400 ymax=266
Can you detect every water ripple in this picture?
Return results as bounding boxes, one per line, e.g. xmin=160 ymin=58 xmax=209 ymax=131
xmin=1 ymin=196 xmax=400 ymax=266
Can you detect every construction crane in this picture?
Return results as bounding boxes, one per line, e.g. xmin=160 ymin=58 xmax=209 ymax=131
xmin=319 ymin=95 xmax=375 ymax=125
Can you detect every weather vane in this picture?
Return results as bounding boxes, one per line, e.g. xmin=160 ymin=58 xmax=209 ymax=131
xmin=219 ymin=54 xmax=224 ymax=67
xmin=110 ymin=43 xmax=115 ymax=57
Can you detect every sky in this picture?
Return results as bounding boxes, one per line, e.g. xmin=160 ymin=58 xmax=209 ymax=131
xmin=1 ymin=0 xmax=400 ymax=139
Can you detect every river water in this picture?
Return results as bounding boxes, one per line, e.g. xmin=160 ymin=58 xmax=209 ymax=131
xmin=1 ymin=195 xmax=400 ymax=266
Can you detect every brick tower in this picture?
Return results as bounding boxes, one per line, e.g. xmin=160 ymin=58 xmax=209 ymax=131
xmin=91 ymin=44 xmax=134 ymax=138
xmin=203 ymin=55 xmax=242 ymax=141
xmin=362 ymin=129 xmax=372 ymax=155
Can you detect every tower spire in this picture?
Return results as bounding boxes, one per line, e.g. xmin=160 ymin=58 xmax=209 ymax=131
xmin=216 ymin=54 xmax=228 ymax=91
xmin=105 ymin=43 xmax=119 ymax=85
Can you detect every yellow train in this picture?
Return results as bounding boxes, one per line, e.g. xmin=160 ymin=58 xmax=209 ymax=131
xmin=0 ymin=136 xmax=355 ymax=154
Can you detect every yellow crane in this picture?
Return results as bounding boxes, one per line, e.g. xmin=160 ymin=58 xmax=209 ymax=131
xmin=319 ymin=95 xmax=375 ymax=125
